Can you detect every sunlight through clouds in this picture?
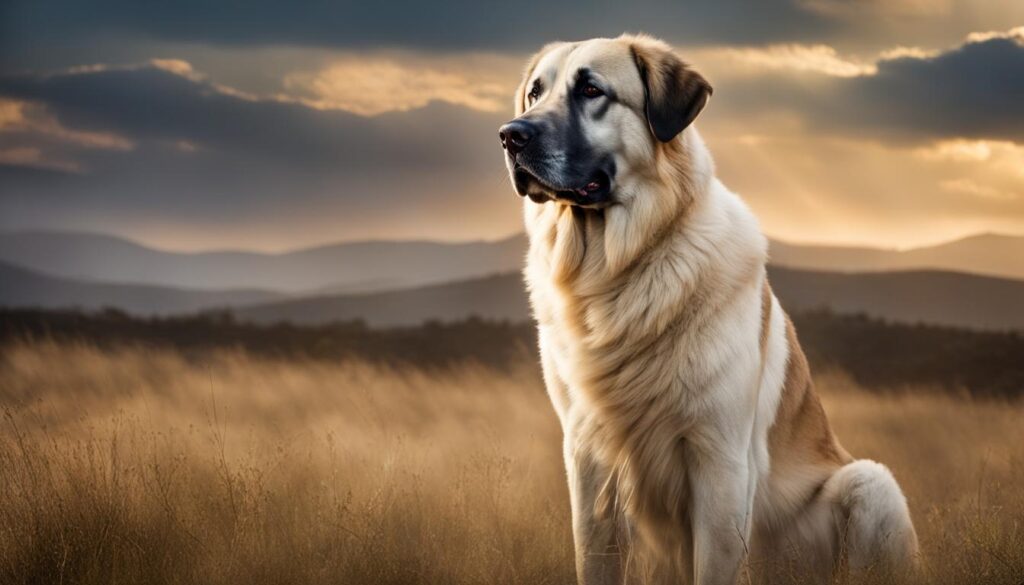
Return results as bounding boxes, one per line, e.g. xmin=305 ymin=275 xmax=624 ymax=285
xmin=283 ymin=53 xmax=520 ymax=115
xmin=0 ymin=98 xmax=135 ymax=151
xmin=694 ymin=44 xmax=876 ymax=77
xmin=0 ymin=146 xmax=82 ymax=173
xmin=966 ymin=26 xmax=1024 ymax=45
xmin=916 ymin=140 xmax=1024 ymax=178
xmin=0 ymin=97 xmax=134 ymax=172
xmin=940 ymin=178 xmax=1017 ymax=201
xmin=2 ymin=8 xmax=1023 ymax=248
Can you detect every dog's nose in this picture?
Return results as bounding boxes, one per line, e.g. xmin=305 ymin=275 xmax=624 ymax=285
xmin=499 ymin=120 xmax=535 ymax=155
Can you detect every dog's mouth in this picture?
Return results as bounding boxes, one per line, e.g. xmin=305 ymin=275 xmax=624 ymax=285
xmin=513 ymin=165 xmax=613 ymax=208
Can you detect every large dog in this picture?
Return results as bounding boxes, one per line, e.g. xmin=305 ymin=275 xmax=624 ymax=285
xmin=499 ymin=35 xmax=919 ymax=585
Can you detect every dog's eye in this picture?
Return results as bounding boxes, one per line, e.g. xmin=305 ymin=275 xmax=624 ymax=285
xmin=528 ymin=84 xmax=542 ymax=103
xmin=582 ymin=84 xmax=603 ymax=98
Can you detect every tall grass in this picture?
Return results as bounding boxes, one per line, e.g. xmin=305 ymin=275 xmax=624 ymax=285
xmin=1 ymin=341 xmax=1022 ymax=584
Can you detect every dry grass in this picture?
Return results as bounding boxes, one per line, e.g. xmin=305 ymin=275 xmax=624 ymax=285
xmin=1 ymin=340 xmax=1022 ymax=584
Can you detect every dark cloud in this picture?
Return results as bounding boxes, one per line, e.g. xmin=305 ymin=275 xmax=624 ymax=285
xmin=835 ymin=37 xmax=1024 ymax=141
xmin=0 ymin=65 xmax=501 ymax=170
xmin=0 ymin=64 xmax=516 ymax=240
xmin=0 ymin=0 xmax=833 ymax=58
xmin=716 ymin=35 xmax=1024 ymax=142
xmin=2 ymin=28 xmax=1022 ymax=249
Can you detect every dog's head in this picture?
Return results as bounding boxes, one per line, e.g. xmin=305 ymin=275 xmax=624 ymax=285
xmin=500 ymin=35 xmax=712 ymax=208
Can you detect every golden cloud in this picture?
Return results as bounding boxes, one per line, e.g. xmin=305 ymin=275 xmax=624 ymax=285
xmin=0 ymin=146 xmax=82 ymax=173
xmin=693 ymin=44 xmax=877 ymax=78
xmin=966 ymin=26 xmax=1024 ymax=45
xmin=915 ymin=139 xmax=1024 ymax=178
xmin=0 ymin=98 xmax=135 ymax=151
xmin=282 ymin=53 xmax=520 ymax=115
xmin=940 ymin=178 xmax=1017 ymax=201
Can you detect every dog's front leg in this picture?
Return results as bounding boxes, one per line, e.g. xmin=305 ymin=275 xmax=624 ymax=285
xmin=564 ymin=432 xmax=624 ymax=585
xmin=690 ymin=448 xmax=752 ymax=585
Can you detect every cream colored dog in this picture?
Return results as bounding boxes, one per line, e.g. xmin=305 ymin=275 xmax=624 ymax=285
xmin=499 ymin=35 xmax=919 ymax=585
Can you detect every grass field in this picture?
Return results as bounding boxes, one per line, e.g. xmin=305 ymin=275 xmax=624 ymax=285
xmin=1 ymin=340 xmax=1022 ymax=584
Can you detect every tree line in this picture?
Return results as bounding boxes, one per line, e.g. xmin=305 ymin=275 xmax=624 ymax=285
xmin=1 ymin=307 xmax=1021 ymax=398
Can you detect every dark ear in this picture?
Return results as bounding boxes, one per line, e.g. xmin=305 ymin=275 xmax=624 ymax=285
xmin=631 ymin=43 xmax=713 ymax=142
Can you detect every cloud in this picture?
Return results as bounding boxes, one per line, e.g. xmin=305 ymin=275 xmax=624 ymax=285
xmin=965 ymin=25 xmax=1024 ymax=44
xmin=705 ymin=130 xmax=1024 ymax=247
xmin=0 ymin=96 xmax=134 ymax=172
xmin=0 ymin=60 xmax=523 ymax=248
xmin=915 ymin=139 xmax=1024 ymax=168
xmin=832 ymin=32 xmax=1024 ymax=141
xmin=0 ymin=62 xmax=505 ymax=170
xmin=0 ymin=0 xmax=834 ymax=55
xmin=877 ymin=46 xmax=941 ymax=60
xmin=798 ymin=0 xmax=954 ymax=19
xmin=283 ymin=53 xmax=519 ymax=115
xmin=1 ymin=25 xmax=1023 ymax=250
xmin=695 ymin=29 xmax=1024 ymax=244
xmin=711 ymin=28 xmax=1024 ymax=143
xmin=939 ymin=178 xmax=1017 ymax=201
xmin=693 ymin=44 xmax=877 ymax=78
xmin=0 ymin=146 xmax=81 ymax=173
xmin=0 ymin=97 xmax=134 ymax=151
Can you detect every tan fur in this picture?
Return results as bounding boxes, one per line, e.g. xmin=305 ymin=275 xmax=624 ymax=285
xmin=758 ymin=281 xmax=773 ymax=358
xmin=769 ymin=319 xmax=853 ymax=473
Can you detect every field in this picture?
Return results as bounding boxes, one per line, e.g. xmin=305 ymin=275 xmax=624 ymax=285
xmin=2 ymin=340 xmax=1023 ymax=585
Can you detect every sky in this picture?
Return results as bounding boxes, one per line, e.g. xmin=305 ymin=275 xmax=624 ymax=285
xmin=1 ymin=0 xmax=1023 ymax=252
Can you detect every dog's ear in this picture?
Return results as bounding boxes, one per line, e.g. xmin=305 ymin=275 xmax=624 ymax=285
xmin=631 ymin=41 xmax=712 ymax=143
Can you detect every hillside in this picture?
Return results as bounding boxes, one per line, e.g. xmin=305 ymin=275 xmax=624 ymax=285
xmin=769 ymin=233 xmax=1024 ymax=280
xmin=4 ymin=230 xmax=1024 ymax=331
xmin=236 ymin=266 xmax=1024 ymax=331
xmin=0 ymin=230 xmax=527 ymax=293
xmin=767 ymin=266 xmax=1024 ymax=331
xmin=0 ymin=260 xmax=283 ymax=315
xmin=5 ymin=230 xmax=1024 ymax=295
xmin=236 ymin=273 xmax=529 ymax=327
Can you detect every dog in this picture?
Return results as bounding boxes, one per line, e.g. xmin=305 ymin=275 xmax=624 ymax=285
xmin=499 ymin=34 xmax=919 ymax=585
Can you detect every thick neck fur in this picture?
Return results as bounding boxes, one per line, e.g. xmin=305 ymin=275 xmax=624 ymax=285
xmin=525 ymin=128 xmax=765 ymax=351
xmin=523 ymin=127 xmax=768 ymax=537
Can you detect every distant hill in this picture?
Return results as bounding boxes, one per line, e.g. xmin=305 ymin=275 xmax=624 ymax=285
xmin=769 ymin=233 xmax=1024 ymax=281
xmin=0 ymin=260 xmax=283 ymax=315
xmin=236 ymin=273 xmax=529 ymax=328
xmin=767 ymin=266 xmax=1024 ymax=332
xmin=236 ymin=266 xmax=1024 ymax=331
xmin=0 ymin=230 xmax=527 ymax=293
xmin=4 ymin=230 xmax=1024 ymax=295
xmin=3 ymin=229 xmax=1024 ymax=330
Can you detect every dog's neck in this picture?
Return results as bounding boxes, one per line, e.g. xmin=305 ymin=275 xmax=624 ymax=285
xmin=523 ymin=128 xmax=766 ymax=350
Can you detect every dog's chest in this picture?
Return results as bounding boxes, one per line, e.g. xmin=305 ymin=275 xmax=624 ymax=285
xmin=533 ymin=276 xmax=726 ymax=416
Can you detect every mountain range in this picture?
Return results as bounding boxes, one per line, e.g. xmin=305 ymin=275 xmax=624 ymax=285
xmin=0 ymin=230 xmax=527 ymax=293
xmin=0 ymin=260 xmax=283 ymax=315
xmin=233 ymin=266 xmax=1024 ymax=331
xmin=3 ymin=230 xmax=1024 ymax=294
xmin=2 ymin=229 xmax=1024 ymax=331
xmin=769 ymin=233 xmax=1024 ymax=281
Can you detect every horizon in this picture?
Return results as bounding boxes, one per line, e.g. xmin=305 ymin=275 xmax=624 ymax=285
xmin=4 ymin=225 xmax=1024 ymax=255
